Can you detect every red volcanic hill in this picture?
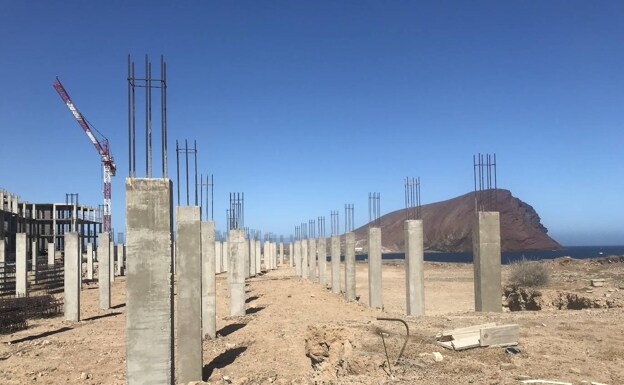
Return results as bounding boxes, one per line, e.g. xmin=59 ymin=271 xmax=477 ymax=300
xmin=352 ymin=189 xmax=562 ymax=253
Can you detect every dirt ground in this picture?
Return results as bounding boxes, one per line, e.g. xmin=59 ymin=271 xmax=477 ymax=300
xmin=1 ymin=256 xmax=623 ymax=385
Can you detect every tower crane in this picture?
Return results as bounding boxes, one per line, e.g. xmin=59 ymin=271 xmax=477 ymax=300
xmin=53 ymin=77 xmax=116 ymax=233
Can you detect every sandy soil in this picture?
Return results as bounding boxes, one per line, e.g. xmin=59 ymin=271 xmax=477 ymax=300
xmin=1 ymin=257 xmax=623 ymax=385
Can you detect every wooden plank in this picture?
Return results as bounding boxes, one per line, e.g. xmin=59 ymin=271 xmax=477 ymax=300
xmin=436 ymin=340 xmax=454 ymax=350
xmin=438 ymin=322 xmax=496 ymax=338
xmin=451 ymin=334 xmax=481 ymax=350
xmin=479 ymin=324 xmax=519 ymax=347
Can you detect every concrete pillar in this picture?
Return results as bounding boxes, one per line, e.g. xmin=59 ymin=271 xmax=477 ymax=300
xmin=202 ymin=221 xmax=216 ymax=339
xmin=110 ymin=241 xmax=115 ymax=283
xmin=86 ymin=242 xmax=94 ymax=280
xmin=331 ymin=235 xmax=340 ymax=293
xmin=64 ymin=232 xmax=80 ymax=321
xmin=293 ymin=241 xmax=301 ymax=275
xmin=289 ymin=243 xmax=293 ymax=267
xmin=367 ymin=227 xmax=383 ymax=309
xmin=0 ymin=240 xmax=5 ymax=264
xmin=279 ymin=242 xmax=284 ymax=266
xmin=249 ymin=239 xmax=256 ymax=276
xmin=31 ymin=240 xmax=37 ymax=272
xmin=345 ymin=232 xmax=356 ymax=301
xmin=308 ymin=238 xmax=317 ymax=281
xmin=16 ymin=233 xmax=27 ymax=297
xmin=215 ymin=241 xmax=222 ymax=274
xmin=255 ymin=240 xmax=261 ymax=274
xmin=473 ymin=211 xmax=502 ymax=312
xmin=318 ymin=237 xmax=327 ymax=287
xmin=47 ymin=242 xmax=54 ymax=265
xmin=228 ymin=229 xmax=246 ymax=316
xmin=175 ymin=206 xmax=202 ymax=383
xmin=272 ymin=242 xmax=277 ymax=269
xmin=405 ymin=220 xmax=425 ymax=316
xmin=126 ymin=178 xmax=174 ymax=385
xmin=301 ymin=239 xmax=308 ymax=278
xmin=244 ymin=238 xmax=251 ymax=278
xmin=117 ymin=244 xmax=125 ymax=276
xmin=263 ymin=241 xmax=269 ymax=271
xmin=222 ymin=241 xmax=228 ymax=272
xmin=98 ymin=232 xmax=111 ymax=310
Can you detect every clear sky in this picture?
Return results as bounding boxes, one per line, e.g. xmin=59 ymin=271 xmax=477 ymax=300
xmin=1 ymin=1 xmax=623 ymax=245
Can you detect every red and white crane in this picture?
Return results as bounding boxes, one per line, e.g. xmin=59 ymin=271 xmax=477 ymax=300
xmin=53 ymin=77 xmax=116 ymax=233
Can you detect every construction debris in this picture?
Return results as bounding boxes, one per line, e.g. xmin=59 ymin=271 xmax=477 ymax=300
xmin=435 ymin=323 xmax=519 ymax=351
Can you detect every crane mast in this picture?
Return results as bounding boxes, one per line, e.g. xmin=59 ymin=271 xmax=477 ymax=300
xmin=53 ymin=77 xmax=116 ymax=233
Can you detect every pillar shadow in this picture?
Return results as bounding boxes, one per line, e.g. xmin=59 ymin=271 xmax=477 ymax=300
xmin=216 ymin=322 xmax=247 ymax=337
xmin=245 ymin=295 xmax=259 ymax=304
xmin=202 ymin=346 xmax=247 ymax=381
xmin=82 ymin=311 xmax=122 ymax=322
xmin=9 ymin=326 xmax=73 ymax=344
xmin=246 ymin=306 xmax=265 ymax=315
xmin=111 ymin=303 xmax=126 ymax=309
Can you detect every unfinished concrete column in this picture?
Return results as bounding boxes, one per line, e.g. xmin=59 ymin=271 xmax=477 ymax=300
xmin=294 ymin=241 xmax=301 ymax=276
xmin=175 ymin=206 xmax=202 ymax=382
xmin=98 ymin=232 xmax=111 ymax=310
xmin=244 ymin=238 xmax=251 ymax=278
xmin=31 ymin=240 xmax=37 ymax=273
xmin=16 ymin=233 xmax=27 ymax=297
xmin=255 ymin=240 xmax=261 ymax=274
xmin=86 ymin=242 xmax=94 ymax=280
xmin=345 ymin=232 xmax=356 ymax=301
xmin=64 ymin=232 xmax=80 ymax=321
xmin=263 ymin=241 xmax=270 ymax=271
xmin=279 ymin=242 xmax=284 ymax=266
xmin=368 ymin=227 xmax=383 ymax=309
xmin=229 ymin=229 xmax=246 ymax=316
xmin=289 ymin=243 xmax=293 ymax=267
xmin=473 ymin=211 xmax=502 ymax=312
xmin=110 ymin=241 xmax=115 ymax=283
xmin=301 ymin=239 xmax=309 ymax=278
xmin=202 ymin=221 xmax=216 ymax=339
xmin=405 ymin=220 xmax=425 ymax=316
xmin=126 ymin=178 xmax=174 ymax=385
xmin=47 ymin=242 xmax=55 ymax=265
xmin=331 ymin=235 xmax=341 ymax=293
xmin=0 ymin=240 xmax=5 ymax=264
xmin=308 ymin=238 xmax=317 ymax=281
xmin=318 ymin=237 xmax=327 ymax=287
xmin=249 ymin=239 xmax=257 ymax=276
xmin=117 ymin=244 xmax=125 ymax=276
xmin=215 ymin=241 xmax=222 ymax=274
xmin=223 ymin=240 xmax=229 ymax=272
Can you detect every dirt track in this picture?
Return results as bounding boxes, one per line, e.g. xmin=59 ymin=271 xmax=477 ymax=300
xmin=1 ymin=258 xmax=623 ymax=385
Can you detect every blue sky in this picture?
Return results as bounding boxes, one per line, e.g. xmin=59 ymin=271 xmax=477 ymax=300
xmin=1 ymin=1 xmax=623 ymax=245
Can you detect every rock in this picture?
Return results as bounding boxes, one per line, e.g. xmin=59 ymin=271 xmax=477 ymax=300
xmin=432 ymin=352 xmax=443 ymax=362
xmin=79 ymin=372 xmax=89 ymax=380
xmin=591 ymin=279 xmax=605 ymax=287
xmin=569 ymin=367 xmax=581 ymax=374
xmin=225 ymin=343 xmax=236 ymax=349
xmin=222 ymin=375 xmax=232 ymax=384
xmin=500 ymin=363 xmax=516 ymax=370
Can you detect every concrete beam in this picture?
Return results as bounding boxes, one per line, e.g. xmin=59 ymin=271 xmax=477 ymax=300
xmin=175 ymin=206 xmax=202 ymax=383
xmin=98 ymin=232 xmax=111 ymax=310
xmin=228 ymin=229 xmax=246 ymax=316
xmin=331 ymin=235 xmax=340 ymax=293
xmin=16 ymin=233 xmax=27 ymax=297
xmin=126 ymin=178 xmax=174 ymax=385
xmin=202 ymin=220 xmax=216 ymax=339
xmin=345 ymin=232 xmax=356 ymax=301
xmin=368 ymin=227 xmax=383 ymax=309
xmin=405 ymin=220 xmax=425 ymax=316
xmin=473 ymin=211 xmax=502 ymax=313
xmin=64 ymin=232 xmax=80 ymax=321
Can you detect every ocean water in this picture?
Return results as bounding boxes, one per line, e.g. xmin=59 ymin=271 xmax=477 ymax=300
xmin=354 ymin=245 xmax=624 ymax=264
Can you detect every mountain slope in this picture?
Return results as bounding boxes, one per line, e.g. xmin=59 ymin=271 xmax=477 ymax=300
xmin=352 ymin=189 xmax=561 ymax=253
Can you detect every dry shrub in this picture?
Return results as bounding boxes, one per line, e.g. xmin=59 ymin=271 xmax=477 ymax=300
xmin=508 ymin=257 xmax=550 ymax=288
